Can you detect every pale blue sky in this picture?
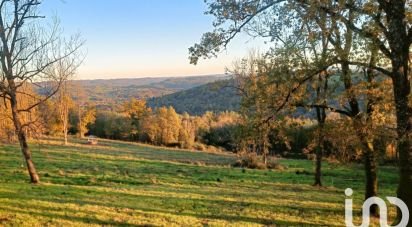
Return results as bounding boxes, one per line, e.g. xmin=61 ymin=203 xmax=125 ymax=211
xmin=40 ymin=0 xmax=266 ymax=80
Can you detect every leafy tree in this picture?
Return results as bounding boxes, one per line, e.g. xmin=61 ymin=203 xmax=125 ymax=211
xmin=159 ymin=107 xmax=181 ymax=145
xmin=79 ymin=107 xmax=96 ymax=137
xmin=90 ymin=111 xmax=132 ymax=140
xmin=190 ymin=0 xmax=412 ymax=219
xmin=138 ymin=106 xmax=181 ymax=146
xmin=178 ymin=113 xmax=196 ymax=149
xmin=121 ymin=99 xmax=150 ymax=140
xmin=139 ymin=112 xmax=159 ymax=144
xmin=200 ymin=111 xmax=242 ymax=151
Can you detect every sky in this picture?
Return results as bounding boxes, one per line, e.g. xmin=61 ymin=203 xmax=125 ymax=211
xmin=40 ymin=0 xmax=266 ymax=80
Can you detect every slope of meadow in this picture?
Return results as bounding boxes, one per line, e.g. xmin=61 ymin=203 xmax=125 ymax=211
xmin=0 ymin=138 xmax=398 ymax=226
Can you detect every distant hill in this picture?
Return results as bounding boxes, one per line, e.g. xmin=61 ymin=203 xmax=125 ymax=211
xmin=147 ymin=79 xmax=241 ymax=115
xmin=67 ymin=75 xmax=228 ymax=110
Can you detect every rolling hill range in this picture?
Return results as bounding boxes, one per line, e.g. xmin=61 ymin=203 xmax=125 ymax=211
xmin=56 ymin=73 xmax=372 ymax=116
xmin=147 ymin=79 xmax=241 ymax=115
xmin=69 ymin=74 xmax=229 ymax=110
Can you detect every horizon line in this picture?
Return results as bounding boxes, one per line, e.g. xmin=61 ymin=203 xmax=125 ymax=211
xmin=73 ymin=73 xmax=229 ymax=81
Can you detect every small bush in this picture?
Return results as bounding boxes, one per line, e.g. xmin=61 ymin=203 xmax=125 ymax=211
xmin=233 ymin=153 xmax=285 ymax=170
xmin=206 ymin=145 xmax=224 ymax=153
xmin=266 ymin=158 xmax=285 ymax=170
xmin=193 ymin=143 xmax=206 ymax=151
xmin=206 ymin=145 xmax=217 ymax=152
xmin=233 ymin=153 xmax=266 ymax=170
xmin=192 ymin=143 xmax=224 ymax=153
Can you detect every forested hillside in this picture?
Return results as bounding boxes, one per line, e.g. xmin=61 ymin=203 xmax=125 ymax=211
xmin=147 ymin=79 xmax=241 ymax=115
xmin=45 ymin=75 xmax=227 ymax=110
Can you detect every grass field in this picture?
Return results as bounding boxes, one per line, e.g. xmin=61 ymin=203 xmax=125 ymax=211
xmin=0 ymin=138 xmax=399 ymax=226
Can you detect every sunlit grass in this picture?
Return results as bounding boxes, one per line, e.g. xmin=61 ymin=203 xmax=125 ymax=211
xmin=0 ymin=138 xmax=398 ymax=226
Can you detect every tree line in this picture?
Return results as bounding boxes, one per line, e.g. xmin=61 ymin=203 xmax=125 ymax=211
xmin=82 ymin=98 xmax=242 ymax=152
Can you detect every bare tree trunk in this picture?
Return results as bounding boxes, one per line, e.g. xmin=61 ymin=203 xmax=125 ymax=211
xmin=392 ymin=60 xmax=412 ymax=226
xmin=60 ymin=94 xmax=69 ymax=145
xmin=263 ymin=139 xmax=268 ymax=166
xmin=62 ymin=104 xmax=69 ymax=145
xmin=314 ymin=129 xmax=324 ymax=186
xmin=364 ymin=142 xmax=378 ymax=215
xmin=10 ymin=95 xmax=40 ymax=184
xmin=261 ymin=131 xmax=268 ymax=166
xmin=396 ymin=124 xmax=412 ymax=226
xmin=63 ymin=125 xmax=68 ymax=145
xmin=314 ymin=106 xmax=325 ymax=187
xmin=313 ymin=72 xmax=327 ymax=187
xmin=78 ymin=105 xmax=83 ymax=138
xmin=314 ymin=146 xmax=323 ymax=186
xmin=263 ymin=152 xmax=267 ymax=165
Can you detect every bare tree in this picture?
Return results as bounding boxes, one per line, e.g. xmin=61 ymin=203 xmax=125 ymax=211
xmin=58 ymin=83 xmax=70 ymax=145
xmin=0 ymin=0 xmax=83 ymax=183
xmin=57 ymin=81 xmax=76 ymax=146
xmin=53 ymin=50 xmax=81 ymax=146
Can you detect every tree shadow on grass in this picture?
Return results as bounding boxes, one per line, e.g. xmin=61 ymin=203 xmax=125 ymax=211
xmin=0 ymin=206 xmax=146 ymax=227
xmin=0 ymin=203 xmax=330 ymax=227
xmin=0 ymin=184 xmax=345 ymax=226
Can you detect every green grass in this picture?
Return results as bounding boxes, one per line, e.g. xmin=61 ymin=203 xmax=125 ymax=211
xmin=0 ymin=138 xmax=399 ymax=226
